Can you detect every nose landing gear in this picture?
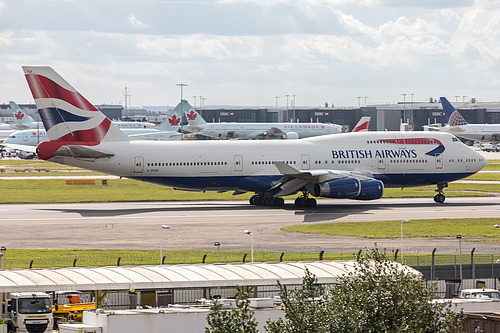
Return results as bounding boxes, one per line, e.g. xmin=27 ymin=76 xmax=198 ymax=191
xmin=434 ymin=183 xmax=447 ymax=203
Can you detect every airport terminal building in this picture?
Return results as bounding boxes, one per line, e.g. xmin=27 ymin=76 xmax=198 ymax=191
xmin=2 ymin=100 xmax=500 ymax=132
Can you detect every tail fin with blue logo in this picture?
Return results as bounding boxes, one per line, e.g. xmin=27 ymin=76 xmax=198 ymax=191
xmin=440 ymin=97 xmax=468 ymax=126
xmin=23 ymin=66 xmax=129 ymax=160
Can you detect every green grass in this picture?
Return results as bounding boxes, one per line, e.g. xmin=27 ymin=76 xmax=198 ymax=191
xmin=4 ymin=248 xmax=350 ymax=269
xmin=282 ymin=218 xmax=500 ymax=239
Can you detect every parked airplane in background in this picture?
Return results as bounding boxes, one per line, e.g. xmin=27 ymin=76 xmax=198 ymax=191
xmin=1 ymin=102 xmax=183 ymax=152
xmin=352 ymin=116 xmax=370 ymax=132
xmin=182 ymin=102 xmax=341 ymax=139
xmin=23 ymin=66 xmax=486 ymax=207
xmin=9 ymin=101 xmax=44 ymax=130
xmin=439 ymin=97 xmax=500 ymax=142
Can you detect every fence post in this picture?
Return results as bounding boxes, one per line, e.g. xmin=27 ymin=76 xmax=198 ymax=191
xmin=471 ymin=248 xmax=476 ymax=285
xmin=394 ymin=249 xmax=399 ymax=262
xmin=73 ymin=258 xmax=77 ymax=267
xmin=280 ymin=253 xmax=284 ymax=262
xmin=161 ymin=256 xmax=166 ymax=265
xmin=319 ymin=250 xmax=324 ymax=261
xmin=243 ymin=254 xmax=247 ymax=263
xmin=202 ymin=254 xmax=207 ymax=264
xmin=117 ymin=257 xmax=121 ymax=266
xmin=431 ymin=248 xmax=436 ymax=281
xmin=29 ymin=260 xmax=34 ymax=269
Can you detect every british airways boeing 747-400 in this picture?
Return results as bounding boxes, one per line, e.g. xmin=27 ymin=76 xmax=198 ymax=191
xmin=23 ymin=66 xmax=486 ymax=207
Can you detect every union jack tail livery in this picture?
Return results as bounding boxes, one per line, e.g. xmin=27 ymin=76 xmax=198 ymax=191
xmin=23 ymin=66 xmax=129 ymax=143
xmin=23 ymin=66 xmax=129 ymax=160
xmin=352 ymin=116 xmax=370 ymax=132
xmin=440 ymin=97 xmax=468 ymax=126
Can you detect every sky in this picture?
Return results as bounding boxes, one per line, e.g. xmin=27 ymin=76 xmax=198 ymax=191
xmin=1 ymin=0 xmax=500 ymax=108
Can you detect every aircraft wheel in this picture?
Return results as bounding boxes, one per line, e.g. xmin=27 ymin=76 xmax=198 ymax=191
xmin=294 ymin=197 xmax=306 ymax=207
xmin=306 ymin=198 xmax=317 ymax=207
xmin=434 ymin=193 xmax=445 ymax=203
xmin=264 ymin=198 xmax=275 ymax=206
xmin=249 ymin=195 xmax=258 ymax=205
xmin=274 ymin=197 xmax=285 ymax=207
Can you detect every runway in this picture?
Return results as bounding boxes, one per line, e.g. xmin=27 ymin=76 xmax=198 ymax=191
xmin=2 ymin=196 xmax=500 ymax=254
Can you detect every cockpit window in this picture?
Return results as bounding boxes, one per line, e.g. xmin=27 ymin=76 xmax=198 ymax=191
xmin=452 ymin=137 xmax=460 ymax=142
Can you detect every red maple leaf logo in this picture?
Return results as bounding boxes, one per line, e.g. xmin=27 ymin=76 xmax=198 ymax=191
xmin=15 ymin=111 xmax=24 ymax=120
xmin=168 ymin=115 xmax=181 ymax=126
xmin=186 ymin=110 xmax=197 ymax=121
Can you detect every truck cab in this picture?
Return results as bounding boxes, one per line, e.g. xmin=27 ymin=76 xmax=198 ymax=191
xmin=6 ymin=292 xmax=53 ymax=333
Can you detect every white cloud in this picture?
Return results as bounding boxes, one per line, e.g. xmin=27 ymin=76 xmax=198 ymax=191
xmin=128 ymin=14 xmax=152 ymax=29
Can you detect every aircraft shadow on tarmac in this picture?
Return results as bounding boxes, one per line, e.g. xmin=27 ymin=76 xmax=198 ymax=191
xmin=38 ymin=200 xmax=498 ymax=223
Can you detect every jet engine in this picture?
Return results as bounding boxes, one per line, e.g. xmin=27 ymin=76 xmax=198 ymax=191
xmin=307 ymin=177 xmax=384 ymax=200
xmin=284 ymin=132 xmax=299 ymax=139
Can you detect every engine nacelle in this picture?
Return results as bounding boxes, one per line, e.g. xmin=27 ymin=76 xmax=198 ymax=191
xmin=307 ymin=178 xmax=384 ymax=200
xmin=284 ymin=132 xmax=299 ymax=139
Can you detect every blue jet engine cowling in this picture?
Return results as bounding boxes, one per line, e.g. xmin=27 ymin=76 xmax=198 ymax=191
xmin=308 ymin=177 xmax=384 ymax=200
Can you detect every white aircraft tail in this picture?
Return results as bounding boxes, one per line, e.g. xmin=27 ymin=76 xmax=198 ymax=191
xmin=9 ymin=101 xmax=34 ymax=126
xmin=183 ymin=100 xmax=207 ymax=125
xmin=157 ymin=101 xmax=186 ymax=131
xmin=352 ymin=116 xmax=370 ymax=132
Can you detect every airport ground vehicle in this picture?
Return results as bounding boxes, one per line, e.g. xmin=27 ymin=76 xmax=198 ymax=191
xmin=52 ymin=292 xmax=95 ymax=327
xmin=2 ymin=292 xmax=53 ymax=333
xmin=459 ymin=288 xmax=500 ymax=300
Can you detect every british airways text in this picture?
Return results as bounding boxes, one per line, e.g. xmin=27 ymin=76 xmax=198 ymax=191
xmin=331 ymin=149 xmax=417 ymax=159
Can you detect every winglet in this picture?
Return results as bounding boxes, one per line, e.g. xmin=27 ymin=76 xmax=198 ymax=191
xmin=440 ymin=97 xmax=468 ymax=126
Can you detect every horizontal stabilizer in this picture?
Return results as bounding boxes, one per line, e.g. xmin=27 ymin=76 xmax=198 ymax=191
xmin=52 ymin=145 xmax=115 ymax=159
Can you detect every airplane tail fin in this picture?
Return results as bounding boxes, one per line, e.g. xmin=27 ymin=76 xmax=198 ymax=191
xmin=9 ymin=101 xmax=33 ymax=126
xmin=183 ymin=100 xmax=207 ymax=125
xmin=352 ymin=116 xmax=370 ymax=132
xmin=157 ymin=100 xmax=185 ymax=131
xmin=440 ymin=97 xmax=468 ymax=126
xmin=23 ymin=66 xmax=130 ymax=143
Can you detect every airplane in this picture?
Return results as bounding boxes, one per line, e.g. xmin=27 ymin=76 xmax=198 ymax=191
xmin=439 ymin=97 xmax=500 ymax=142
xmin=23 ymin=66 xmax=486 ymax=207
xmin=9 ymin=101 xmax=44 ymax=130
xmin=1 ymin=103 xmax=183 ymax=152
xmin=182 ymin=102 xmax=341 ymax=139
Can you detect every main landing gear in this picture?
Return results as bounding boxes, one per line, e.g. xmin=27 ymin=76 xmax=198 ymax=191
xmin=249 ymin=194 xmax=284 ymax=207
xmin=433 ymin=183 xmax=448 ymax=203
xmin=249 ymin=191 xmax=317 ymax=208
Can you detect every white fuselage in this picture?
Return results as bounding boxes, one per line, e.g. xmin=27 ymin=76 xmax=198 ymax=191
xmin=184 ymin=122 xmax=340 ymax=139
xmin=48 ymin=131 xmax=486 ymax=193
xmin=440 ymin=124 xmax=500 ymax=142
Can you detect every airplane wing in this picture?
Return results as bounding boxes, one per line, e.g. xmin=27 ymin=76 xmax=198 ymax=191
xmin=272 ymin=162 xmax=375 ymax=197
xmin=128 ymin=131 xmax=182 ymax=139
xmin=1 ymin=143 xmax=38 ymax=153
xmin=52 ymin=145 xmax=115 ymax=159
xmin=253 ymin=127 xmax=285 ymax=139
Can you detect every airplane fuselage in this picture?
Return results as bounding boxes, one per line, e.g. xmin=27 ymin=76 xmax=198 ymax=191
xmin=440 ymin=124 xmax=500 ymax=142
xmin=184 ymin=122 xmax=340 ymax=139
xmin=46 ymin=131 xmax=486 ymax=194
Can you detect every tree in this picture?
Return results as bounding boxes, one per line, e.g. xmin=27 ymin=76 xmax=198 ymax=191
xmin=206 ymin=248 xmax=463 ymax=333
xmin=205 ymin=287 xmax=259 ymax=333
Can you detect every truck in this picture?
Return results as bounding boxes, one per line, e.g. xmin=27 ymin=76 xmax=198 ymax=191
xmin=2 ymin=292 xmax=53 ymax=333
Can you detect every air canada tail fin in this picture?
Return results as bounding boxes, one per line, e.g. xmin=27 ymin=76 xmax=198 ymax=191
xmin=352 ymin=116 xmax=370 ymax=132
xmin=23 ymin=66 xmax=130 ymax=143
xmin=183 ymin=100 xmax=207 ymax=125
xmin=440 ymin=97 xmax=468 ymax=126
xmin=10 ymin=101 xmax=33 ymax=126
xmin=157 ymin=100 xmax=185 ymax=131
